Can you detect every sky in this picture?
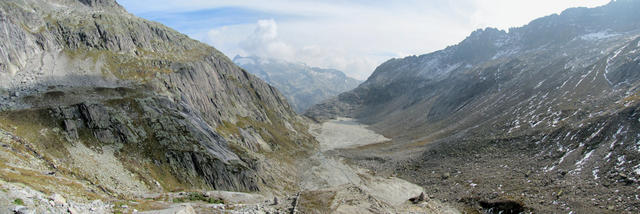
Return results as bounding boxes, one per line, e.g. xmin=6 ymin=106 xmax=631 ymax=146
xmin=116 ymin=0 xmax=611 ymax=80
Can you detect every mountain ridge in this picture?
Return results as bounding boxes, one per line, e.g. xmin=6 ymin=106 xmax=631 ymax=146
xmin=306 ymin=0 xmax=640 ymax=212
xmin=0 ymin=0 xmax=316 ymax=207
xmin=234 ymin=55 xmax=361 ymax=113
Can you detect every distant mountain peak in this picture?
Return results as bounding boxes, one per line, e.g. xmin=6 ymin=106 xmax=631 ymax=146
xmin=233 ymin=55 xmax=361 ymax=113
xmin=306 ymin=4 xmax=640 ymax=212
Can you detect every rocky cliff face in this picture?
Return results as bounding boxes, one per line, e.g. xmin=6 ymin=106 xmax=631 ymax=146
xmin=234 ymin=56 xmax=362 ymax=113
xmin=0 ymin=0 xmax=315 ymax=201
xmin=307 ymin=0 xmax=640 ymax=212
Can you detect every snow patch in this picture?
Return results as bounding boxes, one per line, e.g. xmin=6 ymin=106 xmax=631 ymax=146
xmin=609 ymin=139 xmax=618 ymax=150
xmin=575 ymin=150 xmax=594 ymax=167
xmin=559 ymin=77 xmax=571 ymax=89
xmin=580 ymin=31 xmax=619 ymax=41
xmin=575 ymin=67 xmax=595 ymax=88
xmin=559 ymin=148 xmax=575 ymax=164
xmin=535 ymin=80 xmax=545 ymax=89
xmin=417 ymin=60 xmax=461 ymax=79
xmin=617 ymin=155 xmax=626 ymax=166
xmin=615 ymin=126 xmax=624 ymax=136
xmin=603 ymin=45 xmax=628 ymax=86
xmin=585 ymin=126 xmax=605 ymax=142
xmin=544 ymin=165 xmax=556 ymax=172
xmin=492 ymin=50 xmax=515 ymax=60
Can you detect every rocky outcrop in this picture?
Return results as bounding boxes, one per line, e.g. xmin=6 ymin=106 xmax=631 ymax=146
xmin=44 ymin=95 xmax=261 ymax=192
xmin=0 ymin=0 xmax=315 ymax=198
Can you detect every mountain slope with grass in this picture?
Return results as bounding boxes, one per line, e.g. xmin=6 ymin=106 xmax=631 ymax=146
xmin=0 ymin=0 xmax=316 ymax=212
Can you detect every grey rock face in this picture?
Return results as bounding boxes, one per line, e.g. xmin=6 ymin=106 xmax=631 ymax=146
xmin=46 ymin=94 xmax=259 ymax=191
xmin=0 ymin=0 xmax=314 ymax=195
xmin=234 ymin=56 xmax=362 ymax=113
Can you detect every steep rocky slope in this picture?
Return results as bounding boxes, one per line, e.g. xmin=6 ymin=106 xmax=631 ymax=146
xmin=234 ymin=55 xmax=362 ymax=113
xmin=0 ymin=0 xmax=315 ymax=210
xmin=307 ymin=0 xmax=640 ymax=213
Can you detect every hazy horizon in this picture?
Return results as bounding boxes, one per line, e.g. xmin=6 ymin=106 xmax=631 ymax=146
xmin=117 ymin=0 xmax=610 ymax=80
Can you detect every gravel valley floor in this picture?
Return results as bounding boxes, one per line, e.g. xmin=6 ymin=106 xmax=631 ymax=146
xmin=1 ymin=117 xmax=460 ymax=214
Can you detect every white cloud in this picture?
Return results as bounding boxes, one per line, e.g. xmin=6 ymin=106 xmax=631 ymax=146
xmin=465 ymin=0 xmax=612 ymax=30
xmin=119 ymin=0 xmax=611 ymax=80
xmin=239 ymin=19 xmax=295 ymax=60
xmin=206 ymin=19 xmax=379 ymax=80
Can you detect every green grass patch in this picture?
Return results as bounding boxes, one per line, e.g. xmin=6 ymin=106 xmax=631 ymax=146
xmin=172 ymin=192 xmax=225 ymax=204
xmin=13 ymin=198 xmax=24 ymax=205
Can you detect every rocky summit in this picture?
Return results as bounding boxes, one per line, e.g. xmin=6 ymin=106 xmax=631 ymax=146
xmin=234 ymin=55 xmax=362 ymax=113
xmin=307 ymin=0 xmax=640 ymax=213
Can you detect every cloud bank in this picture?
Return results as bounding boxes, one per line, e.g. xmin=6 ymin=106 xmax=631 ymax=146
xmin=239 ymin=19 xmax=294 ymax=61
xmin=117 ymin=0 xmax=610 ymax=80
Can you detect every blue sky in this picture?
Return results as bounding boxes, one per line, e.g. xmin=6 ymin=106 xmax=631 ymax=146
xmin=117 ymin=0 xmax=610 ymax=80
xmin=132 ymin=7 xmax=299 ymax=36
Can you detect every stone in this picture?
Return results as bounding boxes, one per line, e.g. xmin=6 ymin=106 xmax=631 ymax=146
xmin=178 ymin=205 xmax=196 ymax=214
xmin=272 ymin=196 xmax=279 ymax=205
xmin=68 ymin=206 xmax=79 ymax=214
xmin=12 ymin=206 xmax=30 ymax=214
xmin=51 ymin=194 xmax=67 ymax=206
xmin=410 ymin=192 xmax=428 ymax=204
xmin=442 ymin=172 xmax=450 ymax=179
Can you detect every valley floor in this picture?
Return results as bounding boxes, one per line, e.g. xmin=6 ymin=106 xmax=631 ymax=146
xmin=1 ymin=117 xmax=459 ymax=214
xmin=336 ymin=132 xmax=640 ymax=213
xmin=296 ymin=117 xmax=459 ymax=213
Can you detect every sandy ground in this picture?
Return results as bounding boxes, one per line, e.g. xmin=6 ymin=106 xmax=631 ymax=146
xmin=312 ymin=117 xmax=390 ymax=151
xmin=301 ymin=117 xmax=460 ymax=213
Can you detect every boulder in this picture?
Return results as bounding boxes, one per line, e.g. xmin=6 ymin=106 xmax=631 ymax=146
xmin=409 ymin=192 xmax=428 ymax=204
xmin=51 ymin=194 xmax=67 ymax=206
xmin=442 ymin=172 xmax=450 ymax=180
